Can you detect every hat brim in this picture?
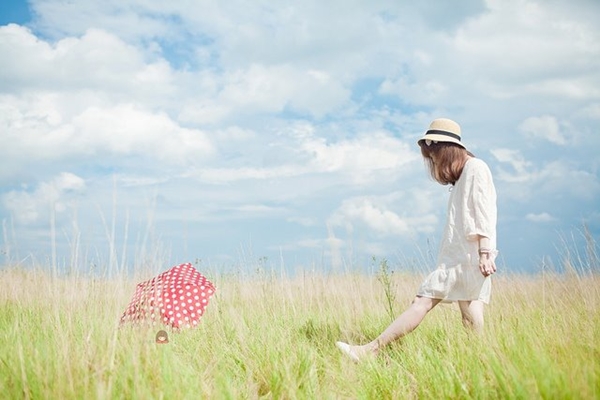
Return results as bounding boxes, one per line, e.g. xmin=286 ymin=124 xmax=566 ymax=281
xmin=417 ymin=134 xmax=466 ymax=149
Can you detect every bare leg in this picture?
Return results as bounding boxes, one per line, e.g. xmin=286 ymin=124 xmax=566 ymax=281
xmin=340 ymin=296 xmax=441 ymax=359
xmin=458 ymin=300 xmax=484 ymax=333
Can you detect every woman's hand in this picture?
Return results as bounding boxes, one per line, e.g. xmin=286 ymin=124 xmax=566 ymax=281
xmin=477 ymin=236 xmax=496 ymax=277
xmin=478 ymin=252 xmax=496 ymax=277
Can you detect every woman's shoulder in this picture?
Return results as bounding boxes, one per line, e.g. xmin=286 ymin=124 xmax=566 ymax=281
xmin=464 ymin=157 xmax=493 ymax=181
xmin=465 ymin=157 xmax=490 ymax=172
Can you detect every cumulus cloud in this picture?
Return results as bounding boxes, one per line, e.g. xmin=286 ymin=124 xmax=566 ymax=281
xmin=1 ymin=0 xmax=599 ymax=271
xmin=329 ymin=198 xmax=410 ymax=236
xmin=450 ymin=0 xmax=600 ymax=98
xmin=0 ymin=98 xmax=214 ymax=181
xmin=182 ymin=64 xmax=352 ymax=121
xmin=490 ymin=150 xmax=600 ymax=203
xmin=214 ymin=64 xmax=350 ymax=118
xmin=301 ymin=131 xmax=418 ymax=182
xmin=327 ymin=189 xmax=439 ymax=240
xmin=576 ymin=103 xmax=600 ymax=120
xmin=379 ymin=77 xmax=448 ymax=106
xmin=26 ymin=0 xmax=175 ymax=42
xmin=0 ymin=25 xmax=173 ymax=95
xmin=519 ymin=115 xmax=566 ymax=145
xmin=2 ymin=173 xmax=85 ymax=224
xmin=490 ymin=148 xmax=533 ymax=183
xmin=526 ymin=212 xmax=556 ymax=223
xmin=72 ymin=104 xmax=214 ymax=161
xmin=187 ymin=126 xmax=419 ymax=185
xmin=536 ymin=160 xmax=600 ymax=202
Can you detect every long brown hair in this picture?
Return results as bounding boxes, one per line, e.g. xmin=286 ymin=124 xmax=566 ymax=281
xmin=419 ymin=142 xmax=475 ymax=185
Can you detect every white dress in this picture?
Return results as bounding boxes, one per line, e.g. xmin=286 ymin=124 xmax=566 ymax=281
xmin=417 ymin=158 xmax=497 ymax=304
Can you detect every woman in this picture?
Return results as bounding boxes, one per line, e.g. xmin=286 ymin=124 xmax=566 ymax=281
xmin=336 ymin=118 xmax=498 ymax=362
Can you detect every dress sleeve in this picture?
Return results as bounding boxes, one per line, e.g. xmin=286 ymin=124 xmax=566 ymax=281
xmin=464 ymin=160 xmax=497 ymax=244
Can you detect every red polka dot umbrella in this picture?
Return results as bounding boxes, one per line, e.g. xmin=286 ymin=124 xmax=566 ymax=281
xmin=120 ymin=262 xmax=216 ymax=329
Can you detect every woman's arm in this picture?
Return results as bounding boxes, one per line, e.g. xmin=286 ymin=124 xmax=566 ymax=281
xmin=477 ymin=235 xmax=496 ymax=277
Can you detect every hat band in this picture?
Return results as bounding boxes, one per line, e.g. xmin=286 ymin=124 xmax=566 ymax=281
xmin=426 ymin=130 xmax=461 ymax=141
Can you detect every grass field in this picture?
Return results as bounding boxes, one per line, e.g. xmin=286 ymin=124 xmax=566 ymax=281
xmin=1 ymin=264 xmax=599 ymax=399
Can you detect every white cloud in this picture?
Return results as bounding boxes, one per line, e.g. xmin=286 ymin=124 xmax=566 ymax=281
xmin=276 ymin=238 xmax=327 ymax=252
xmin=490 ymin=148 xmax=533 ymax=183
xmin=28 ymin=1 xmax=174 ymax=42
xmin=327 ymin=190 xmax=439 ymax=239
xmin=0 ymin=24 xmax=352 ymax=127
xmin=526 ymin=212 xmax=556 ymax=223
xmin=186 ymin=127 xmax=419 ymax=185
xmin=519 ymin=115 xmax=566 ymax=145
xmin=576 ymin=103 xmax=600 ymax=120
xmin=286 ymin=216 xmax=318 ymax=227
xmin=2 ymin=173 xmax=85 ymax=224
xmin=214 ymin=64 xmax=350 ymax=119
xmin=0 ymin=99 xmax=214 ymax=175
xmin=1 ymin=0 xmax=599 ymax=273
xmin=300 ymin=130 xmax=419 ymax=184
xmin=379 ymin=77 xmax=448 ymax=107
xmin=329 ymin=198 xmax=410 ymax=236
xmin=0 ymin=25 xmax=173 ymax=94
xmin=536 ymin=160 xmax=600 ymax=201
xmin=72 ymin=104 xmax=214 ymax=161
xmin=490 ymin=151 xmax=600 ymax=203
xmin=450 ymin=0 xmax=600 ymax=99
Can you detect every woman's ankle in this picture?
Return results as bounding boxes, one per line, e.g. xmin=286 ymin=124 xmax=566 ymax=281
xmin=360 ymin=341 xmax=380 ymax=355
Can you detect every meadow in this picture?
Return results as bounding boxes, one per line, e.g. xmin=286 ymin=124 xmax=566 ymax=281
xmin=1 ymin=261 xmax=599 ymax=399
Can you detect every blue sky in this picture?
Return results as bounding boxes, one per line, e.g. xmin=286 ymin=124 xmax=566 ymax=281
xmin=1 ymin=0 xmax=599 ymax=275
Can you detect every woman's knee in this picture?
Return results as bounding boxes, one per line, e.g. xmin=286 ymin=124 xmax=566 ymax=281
xmin=413 ymin=296 xmax=440 ymax=314
xmin=459 ymin=301 xmax=484 ymax=332
xmin=462 ymin=313 xmax=483 ymax=331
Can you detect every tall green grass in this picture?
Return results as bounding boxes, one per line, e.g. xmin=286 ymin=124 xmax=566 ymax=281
xmin=1 ymin=264 xmax=598 ymax=399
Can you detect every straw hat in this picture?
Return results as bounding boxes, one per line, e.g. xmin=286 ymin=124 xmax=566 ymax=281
xmin=418 ymin=118 xmax=466 ymax=149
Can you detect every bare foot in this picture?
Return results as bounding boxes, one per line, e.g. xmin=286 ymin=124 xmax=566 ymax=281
xmin=336 ymin=341 xmax=376 ymax=362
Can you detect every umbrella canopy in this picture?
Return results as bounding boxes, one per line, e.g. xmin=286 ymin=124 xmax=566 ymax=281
xmin=120 ymin=262 xmax=216 ymax=329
